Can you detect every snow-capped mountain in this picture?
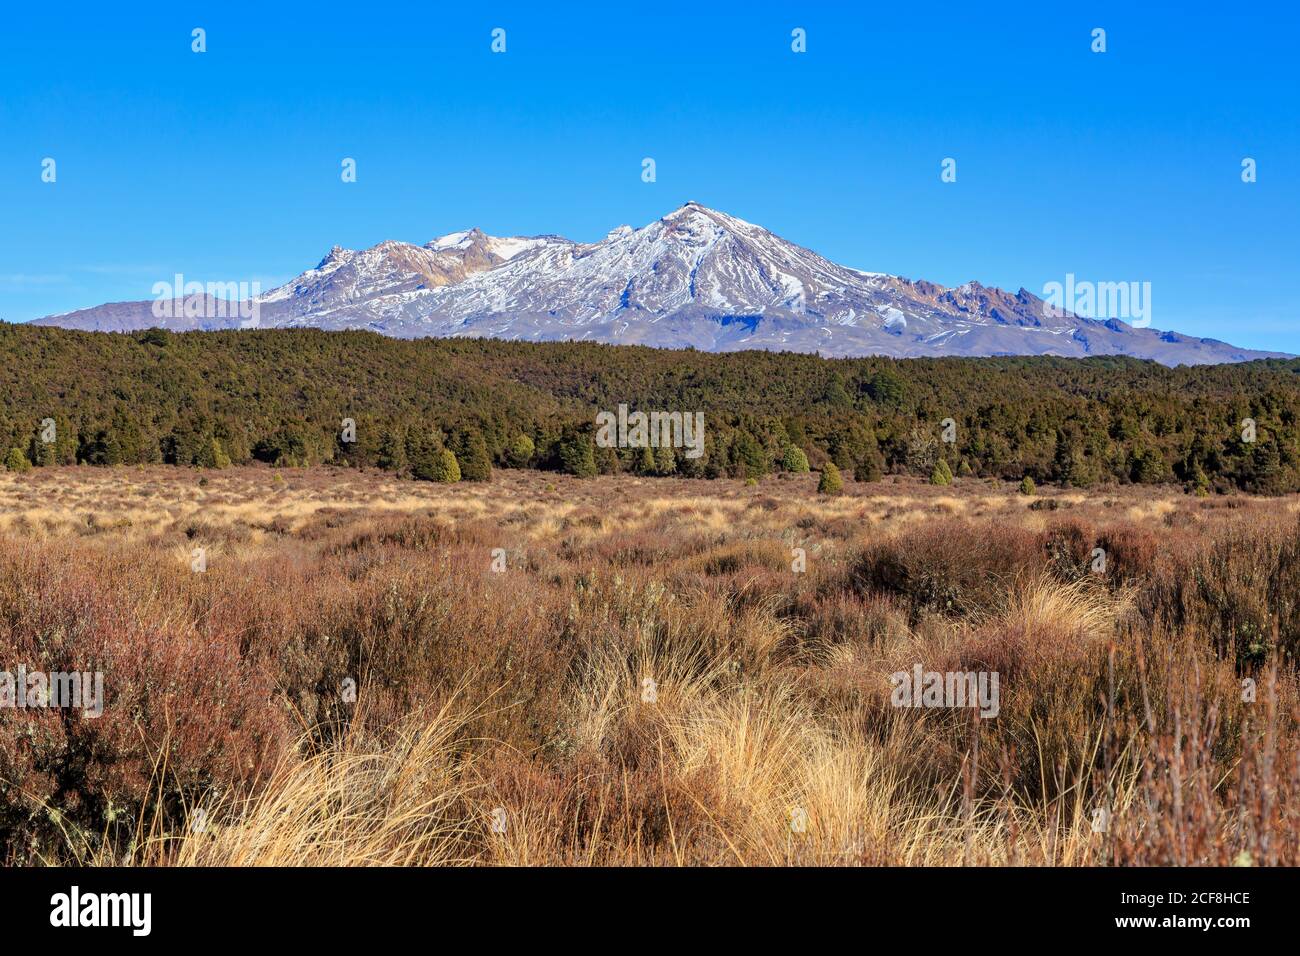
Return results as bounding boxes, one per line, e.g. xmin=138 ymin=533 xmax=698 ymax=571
xmin=31 ymin=203 xmax=1284 ymax=364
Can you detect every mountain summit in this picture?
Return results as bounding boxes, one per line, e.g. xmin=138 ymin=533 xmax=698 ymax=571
xmin=32 ymin=204 xmax=1283 ymax=364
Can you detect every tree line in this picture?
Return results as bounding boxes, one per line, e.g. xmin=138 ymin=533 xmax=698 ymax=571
xmin=1 ymin=323 xmax=1297 ymax=493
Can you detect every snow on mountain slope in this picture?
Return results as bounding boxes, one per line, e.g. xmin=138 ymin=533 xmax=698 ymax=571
xmin=402 ymin=203 xmax=881 ymax=328
xmin=30 ymin=203 xmax=1286 ymax=364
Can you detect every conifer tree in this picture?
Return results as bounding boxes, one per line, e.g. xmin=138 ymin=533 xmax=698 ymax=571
xmin=456 ymin=427 xmax=492 ymax=481
xmin=818 ymin=462 xmax=843 ymax=495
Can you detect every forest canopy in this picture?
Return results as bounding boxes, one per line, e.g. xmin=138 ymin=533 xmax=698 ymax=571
xmin=1 ymin=323 xmax=1297 ymax=493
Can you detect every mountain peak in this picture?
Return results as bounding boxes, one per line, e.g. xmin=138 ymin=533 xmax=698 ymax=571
xmin=663 ymin=200 xmax=724 ymax=219
xmin=658 ymin=202 xmax=766 ymax=239
xmin=427 ymin=228 xmax=486 ymax=252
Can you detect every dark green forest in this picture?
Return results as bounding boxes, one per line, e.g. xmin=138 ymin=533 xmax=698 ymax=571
xmin=2 ymin=322 xmax=1298 ymax=493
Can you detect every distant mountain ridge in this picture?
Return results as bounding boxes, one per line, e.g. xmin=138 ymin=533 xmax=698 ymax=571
xmin=32 ymin=203 xmax=1284 ymax=365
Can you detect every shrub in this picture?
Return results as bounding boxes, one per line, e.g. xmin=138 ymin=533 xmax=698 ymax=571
xmin=597 ymin=445 xmax=621 ymax=475
xmin=930 ymin=459 xmax=953 ymax=486
xmin=4 ymin=448 xmax=31 ymax=472
xmin=198 ymin=437 xmax=231 ymax=469
xmin=0 ymin=542 xmax=289 ymax=858
xmin=434 ymin=449 xmax=461 ymax=483
xmin=817 ymin=463 xmax=843 ymax=495
xmin=781 ymin=446 xmax=810 ymax=473
xmin=634 ymin=445 xmax=656 ymax=475
xmin=414 ymin=447 xmax=461 ymax=482
xmin=653 ymin=445 xmax=676 ymax=476
xmin=853 ymin=518 xmax=1042 ymax=619
xmin=1019 ymin=476 xmax=1036 ymax=496
xmin=506 ymin=433 xmax=535 ymax=468
xmin=1095 ymin=523 xmax=1160 ymax=588
xmin=855 ymin=448 xmax=883 ymax=483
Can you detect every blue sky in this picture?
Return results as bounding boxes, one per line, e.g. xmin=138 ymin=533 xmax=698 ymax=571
xmin=2 ymin=1 xmax=1297 ymax=350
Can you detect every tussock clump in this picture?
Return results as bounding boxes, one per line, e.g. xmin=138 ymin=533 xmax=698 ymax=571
xmin=173 ymin=703 xmax=479 ymax=867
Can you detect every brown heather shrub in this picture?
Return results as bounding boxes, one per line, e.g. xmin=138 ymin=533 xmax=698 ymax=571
xmin=1094 ymin=523 xmax=1161 ymax=587
xmin=0 ymin=541 xmax=290 ymax=862
xmin=1104 ymin=655 xmax=1300 ymax=866
xmin=684 ymin=539 xmax=790 ymax=578
xmin=1143 ymin=514 xmax=1300 ymax=667
xmin=789 ymin=590 xmax=910 ymax=662
xmin=1041 ymin=517 xmax=1097 ymax=580
xmin=851 ymin=519 xmax=1041 ymax=620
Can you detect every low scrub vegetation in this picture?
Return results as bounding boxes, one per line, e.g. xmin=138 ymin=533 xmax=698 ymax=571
xmin=0 ymin=467 xmax=1297 ymax=866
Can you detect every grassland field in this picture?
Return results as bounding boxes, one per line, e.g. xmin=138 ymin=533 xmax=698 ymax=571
xmin=1 ymin=466 xmax=1297 ymax=866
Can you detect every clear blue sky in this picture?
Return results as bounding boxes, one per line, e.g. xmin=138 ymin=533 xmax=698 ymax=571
xmin=2 ymin=1 xmax=1296 ymax=351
